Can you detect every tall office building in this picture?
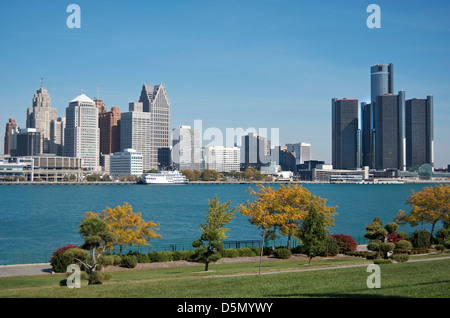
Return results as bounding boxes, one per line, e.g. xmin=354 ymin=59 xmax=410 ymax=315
xmin=4 ymin=118 xmax=18 ymax=155
xmin=272 ymin=146 xmax=296 ymax=171
xmin=64 ymin=94 xmax=100 ymax=170
xmin=26 ymin=81 xmax=58 ymax=153
xmin=405 ymin=96 xmax=434 ymax=168
xmin=361 ymin=63 xmax=394 ymax=169
xmin=286 ymin=142 xmax=311 ymax=166
xmin=99 ymin=106 xmax=121 ymax=156
xmin=241 ymin=132 xmax=271 ymax=170
xmin=374 ymin=91 xmax=406 ymax=171
xmin=172 ymin=125 xmax=202 ymax=171
xmin=50 ymin=117 xmax=66 ymax=156
xmin=331 ymin=98 xmax=359 ymax=169
xmin=120 ymin=102 xmax=153 ymax=171
xmin=138 ymin=83 xmax=171 ymax=167
xmin=15 ymin=128 xmax=41 ymax=156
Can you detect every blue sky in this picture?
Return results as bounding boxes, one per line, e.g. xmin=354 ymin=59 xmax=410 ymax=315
xmin=0 ymin=0 xmax=449 ymax=167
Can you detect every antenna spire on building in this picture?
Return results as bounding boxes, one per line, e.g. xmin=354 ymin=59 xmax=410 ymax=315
xmin=40 ymin=77 xmax=44 ymax=89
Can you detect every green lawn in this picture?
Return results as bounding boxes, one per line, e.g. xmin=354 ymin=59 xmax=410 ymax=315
xmin=0 ymin=255 xmax=449 ymax=298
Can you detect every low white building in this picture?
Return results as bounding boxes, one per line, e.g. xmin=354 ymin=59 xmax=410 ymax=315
xmin=110 ymin=149 xmax=143 ymax=177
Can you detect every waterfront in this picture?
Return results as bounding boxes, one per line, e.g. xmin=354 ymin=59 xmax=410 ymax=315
xmin=0 ymin=183 xmax=443 ymax=264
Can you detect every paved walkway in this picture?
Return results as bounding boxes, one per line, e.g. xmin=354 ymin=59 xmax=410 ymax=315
xmin=0 ymin=263 xmax=53 ymax=278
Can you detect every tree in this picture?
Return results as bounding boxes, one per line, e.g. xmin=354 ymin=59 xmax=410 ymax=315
xmin=192 ymin=230 xmax=223 ymax=271
xmin=85 ymin=202 xmax=162 ymax=256
xmin=193 ymin=195 xmax=235 ymax=271
xmin=395 ymin=184 xmax=450 ymax=240
xmin=64 ymin=217 xmax=115 ymax=281
xmin=200 ymin=195 xmax=236 ymax=240
xmin=297 ymin=206 xmax=327 ymax=264
xmin=364 ymin=218 xmax=400 ymax=259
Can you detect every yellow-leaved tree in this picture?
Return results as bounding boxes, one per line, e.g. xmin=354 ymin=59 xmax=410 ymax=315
xmin=85 ymin=202 xmax=162 ymax=255
xmin=238 ymin=184 xmax=337 ymax=273
xmin=394 ymin=184 xmax=450 ymax=239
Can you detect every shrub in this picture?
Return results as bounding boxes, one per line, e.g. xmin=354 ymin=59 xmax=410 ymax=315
xmin=50 ymin=244 xmax=82 ymax=273
xmin=436 ymin=228 xmax=449 ymax=244
xmin=136 ymin=253 xmax=150 ymax=263
xmin=172 ymin=250 xmax=195 ymax=261
xmin=98 ymin=255 xmax=115 ymax=267
xmin=374 ymin=259 xmax=392 ymax=264
xmin=331 ymin=234 xmax=357 ymax=253
xmin=112 ymin=254 xmax=122 ymax=265
xmin=250 ymin=247 xmax=261 ymax=256
xmin=223 ymin=249 xmax=239 ymax=258
xmin=444 ymin=240 xmax=450 ymax=249
xmin=88 ymin=272 xmax=112 ymax=285
xmin=237 ymin=248 xmax=256 ymax=257
xmin=274 ymin=247 xmax=292 ymax=259
xmin=392 ymin=253 xmax=409 ymax=263
xmin=395 ymin=239 xmax=413 ymax=252
xmin=120 ymin=255 xmax=138 ymax=268
xmin=148 ymin=251 xmax=174 ymax=263
xmin=409 ymin=229 xmax=432 ymax=249
xmin=435 ymin=244 xmax=446 ymax=254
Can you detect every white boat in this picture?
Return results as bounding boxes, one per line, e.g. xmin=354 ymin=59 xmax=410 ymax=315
xmin=138 ymin=170 xmax=189 ymax=184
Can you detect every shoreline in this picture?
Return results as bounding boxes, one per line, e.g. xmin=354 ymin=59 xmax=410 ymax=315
xmin=0 ymin=180 xmax=449 ymax=186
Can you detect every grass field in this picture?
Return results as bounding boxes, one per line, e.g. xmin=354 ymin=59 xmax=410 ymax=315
xmin=0 ymin=254 xmax=449 ymax=298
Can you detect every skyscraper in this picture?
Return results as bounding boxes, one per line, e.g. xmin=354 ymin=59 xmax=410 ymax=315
xmin=286 ymin=142 xmax=311 ymax=166
xmin=26 ymin=81 xmax=58 ymax=153
xmin=15 ymin=128 xmax=41 ymax=156
xmin=99 ymin=106 xmax=121 ymax=156
xmin=405 ymin=96 xmax=434 ymax=169
xmin=241 ymin=132 xmax=271 ymax=170
xmin=4 ymin=118 xmax=18 ymax=155
xmin=172 ymin=125 xmax=202 ymax=171
xmin=120 ymin=103 xmax=153 ymax=171
xmin=138 ymin=83 xmax=171 ymax=167
xmin=331 ymin=98 xmax=359 ymax=169
xmin=50 ymin=117 xmax=66 ymax=156
xmin=64 ymin=94 xmax=100 ymax=170
xmin=371 ymin=63 xmax=394 ymax=105
xmin=374 ymin=91 xmax=406 ymax=171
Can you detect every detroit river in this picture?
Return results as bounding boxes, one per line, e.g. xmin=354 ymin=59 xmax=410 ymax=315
xmin=0 ymin=183 xmax=441 ymax=264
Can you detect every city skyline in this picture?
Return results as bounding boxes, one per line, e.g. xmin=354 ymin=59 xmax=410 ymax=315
xmin=0 ymin=1 xmax=449 ymax=167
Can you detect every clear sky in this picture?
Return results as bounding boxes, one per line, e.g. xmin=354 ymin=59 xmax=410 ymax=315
xmin=0 ymin=0 xmax=449 ymax=167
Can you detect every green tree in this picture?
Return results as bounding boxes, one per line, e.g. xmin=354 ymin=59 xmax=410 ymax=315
xmin=192 ymin=229 xmax=223 ymax=271
xmin=297 ymin=206 xmax=327 ymax=264
xmin=65 ymin=217 xmax=116 ymax=278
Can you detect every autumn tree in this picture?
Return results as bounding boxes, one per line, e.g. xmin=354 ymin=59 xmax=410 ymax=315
xmin=394 ymin=184 xmax=450 ymax=239
xmin=85 ymin=202 xmax=162 ymax=256
xmin=193 ymin=195 xmax=235 ymax=271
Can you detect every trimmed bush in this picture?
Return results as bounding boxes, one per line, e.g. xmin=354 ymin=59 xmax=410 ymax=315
xmin=320 ymin=237 xmax=340 ymax=256
xmin=223 ymin=249 xmax=239 ymax=258
xmin=274 ymin=247 xmax=292 ymax=259
xmin=392 ymin=253 xmax=409 ymax=263
xmin=331 ymin=234 xmax=357 ymax=253
xmin=444 ymin=240 xmax=450 ymax=249
xmin=98 ymin=255 xmax=115 ymax=267
xmin=250 ymin=247 xmax=261 ymax=256
xmin=374 ymin=258 xmax=392 ymax=264
xmin=435 ymin=244 xmax=446 ymax=254
xmin=409 ymin=229 xmax=432 ymax=249
xmin=148 ymin=251 xmax=174 ymax=263
xmin=237 ymin=248 xmax=256 ymax=257
xmin=120 ymin=255 xmax=138 ymax=268
xmin=88 ymin=272 xmax=112 ymax=285
xmin=50 ymin=244 xmax=82 ymax=273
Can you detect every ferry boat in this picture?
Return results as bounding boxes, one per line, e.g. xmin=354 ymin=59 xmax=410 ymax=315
xmin=138 ymin=170 xmax=189 ymax=184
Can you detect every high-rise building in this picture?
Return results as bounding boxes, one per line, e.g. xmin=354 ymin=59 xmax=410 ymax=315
xmin=15 ymin=128 xmax=41 ymax=156
xmin=331 ymin=98 xmax=359 ymax=169
xmin=64 ymin=94 xmax=100 ymax=170
xmin=172 ymin=125 xmax=202 ymax=171
xmin=241 ymin=132 xmax=271 ymax=171
xmin=204 ymin=146 xmax=240 ymax=173
xmin=4 ymin=118 xmax=18 ymax=155
xmin=138 ymin=83 xmax=171 ymax=167
xmin=50 ymin=117 xmax=66 ymax=156
xmin=271 ymin=146 xmax=296 ymax=171
xmin=286 ymin=142 xmax=311 ymax=166
xmin=26 ymin=81 xmax=58 ymax=153
xmin=120 ymin=104 xmax=153 ymax=171
xmin=99 ymin=106 xmax=121 ymax=156
xmin=374 ymin=91 xmax=406 ymax=171
xmin=405 ymin=96 xmax=434 ymax=169
xmin=361 ymin=63 xmax=394 ymax=169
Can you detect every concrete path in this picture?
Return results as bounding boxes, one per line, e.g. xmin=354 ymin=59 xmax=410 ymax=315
xmin=0 ymin=263 xmax=53 ymax=278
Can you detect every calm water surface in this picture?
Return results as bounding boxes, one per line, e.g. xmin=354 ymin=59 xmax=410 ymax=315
xmin=0 ymin=183 xmax=440 ymax=255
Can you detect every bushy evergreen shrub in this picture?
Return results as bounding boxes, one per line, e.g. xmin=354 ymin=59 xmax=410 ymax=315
xmin=320 ymin=237 xmax=340 ymax=256
xmin=392 ymin=253 xmax=409 ymax=262
xmin=237 ymin=248 xmax=256 ymax=257
xmin=223 ymin=249 xmax=239 ymax=258
xmin=373 ymin=258 xmax=392 ymax=264
xmin=120 ymin=255 xmax=138 ymax=268
xmin=409 ymin=229 xmax=432 ymax=248
xmin=148 ymin=251 xmax=174 ymax=262
xmin=88 ymin=271 xmax=112 ymax=285
xmin=435 ymin=244 xmax=446 ymax=254
xmin=274 ymin=247 xmax=292 ymax=259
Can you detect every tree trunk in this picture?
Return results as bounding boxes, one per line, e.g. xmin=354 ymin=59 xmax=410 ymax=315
xmin=259 ymin=227 xmax=266 ymax=275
